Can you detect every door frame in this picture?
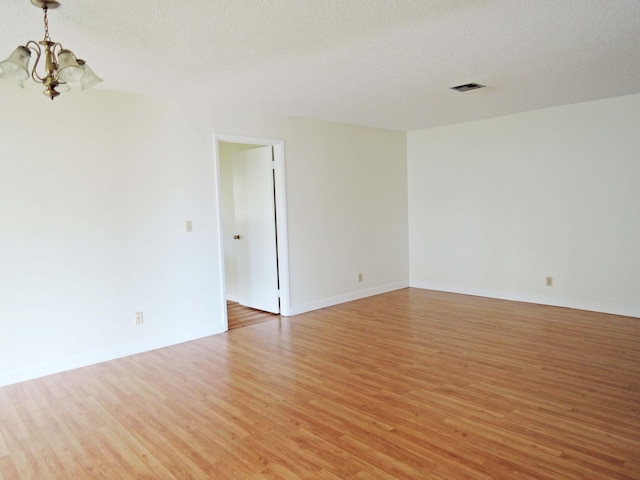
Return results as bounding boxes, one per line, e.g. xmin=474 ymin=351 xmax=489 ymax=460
xmin=213 ymin=134 xmax=291 ymax=330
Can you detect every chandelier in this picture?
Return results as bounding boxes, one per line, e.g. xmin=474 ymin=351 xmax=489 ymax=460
xmin=0 ymin=0 xmax=101 ymax=100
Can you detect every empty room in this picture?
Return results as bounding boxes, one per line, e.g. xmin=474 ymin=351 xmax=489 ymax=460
xmin=1 ymin=1 xmax=639 ymax=478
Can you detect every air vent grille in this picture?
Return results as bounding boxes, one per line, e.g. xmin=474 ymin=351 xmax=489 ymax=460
xmin=450 ymin=83 xmax=486 ymax=92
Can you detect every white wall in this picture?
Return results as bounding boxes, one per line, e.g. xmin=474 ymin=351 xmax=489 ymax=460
xmin=0 ymin=87 xmax=223 ymax=386
xmin=243 ymin=116 xmax=409 ymax=313
xmin=408 ymin=93 xmax=640 ymax=317
xmin=0 ymin=84 xmax=408 ymax=386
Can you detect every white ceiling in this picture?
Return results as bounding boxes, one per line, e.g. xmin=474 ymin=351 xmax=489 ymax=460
xmin=2 ymin=0 xmax=640 ymax=131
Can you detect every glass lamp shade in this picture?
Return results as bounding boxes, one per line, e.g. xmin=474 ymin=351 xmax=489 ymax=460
xmin=79 ymin=62 xmax=102 ymax=90
xmin=58 ymin=49 xmax=84 ymax=83
xmin=0 ymin=46 xmax=31 ymax=81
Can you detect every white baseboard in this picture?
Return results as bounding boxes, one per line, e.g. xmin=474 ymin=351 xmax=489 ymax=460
xmin=288 ymin=281 xmax=409 ymax=316
xmin=410 ymin=281 xmax=640 ymax=318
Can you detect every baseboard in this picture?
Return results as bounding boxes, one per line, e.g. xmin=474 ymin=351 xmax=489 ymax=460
xmin=0 ymin=325 xmax=226 ymax=388
xmin=288 ymin=281 xmax=409 ymax=316
xmin=410 ymin=281 xmax=640 ymax=318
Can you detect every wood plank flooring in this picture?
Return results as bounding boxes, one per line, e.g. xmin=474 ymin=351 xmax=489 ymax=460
xmin=227 ymin=301 xmax=280 ymax=330
xmin=1 ymin=288 xmax=639 ymax=479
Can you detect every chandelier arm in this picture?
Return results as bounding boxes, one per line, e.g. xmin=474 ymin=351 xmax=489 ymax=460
xmin=52 ymin=42 xmax=68 ymax=85
xmin=24 ymin=40 xmax=44 ymax=82
xmin=53 ymin=42 xmax=65 ymax=64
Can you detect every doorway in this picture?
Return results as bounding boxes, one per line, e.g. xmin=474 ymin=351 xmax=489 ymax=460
xmin=213 ymin=135 xmax=291 ymax=331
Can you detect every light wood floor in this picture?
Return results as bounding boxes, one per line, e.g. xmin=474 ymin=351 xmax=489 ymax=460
xmin=227 ymin=301 xmax=280 ymax=330
xmin=1 ymin=289 xmax=639 ymax=479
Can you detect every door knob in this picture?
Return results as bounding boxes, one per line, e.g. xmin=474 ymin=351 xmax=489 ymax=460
xmin=233 ymin=234 xmax=241 ymax=240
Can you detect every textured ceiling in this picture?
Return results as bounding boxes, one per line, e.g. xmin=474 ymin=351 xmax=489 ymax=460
xmin=2 ymin=0 xmax=640 ymax=131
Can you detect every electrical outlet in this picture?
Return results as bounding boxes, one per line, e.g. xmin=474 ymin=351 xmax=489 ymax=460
xmin=358 ymin=273 xmax=363 ymax=282
xmin=546 ymin=276 xmax=553 ymax=287
xmin=135 ymin=311 xmax=144 ymax=325
xmin=185 ymin=220 xmax=193 ymax=233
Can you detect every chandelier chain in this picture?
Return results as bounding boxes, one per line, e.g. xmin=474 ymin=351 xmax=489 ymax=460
xmin=43 ymin=6 xmax=51 ymax=42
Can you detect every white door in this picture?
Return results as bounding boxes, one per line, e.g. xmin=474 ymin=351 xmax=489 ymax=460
xmin=232 ymin=145 xmax=280 ymax=313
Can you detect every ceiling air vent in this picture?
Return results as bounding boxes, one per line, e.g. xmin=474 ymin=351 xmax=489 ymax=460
xmin=450 ymin=83 xmax=486 ymax=92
